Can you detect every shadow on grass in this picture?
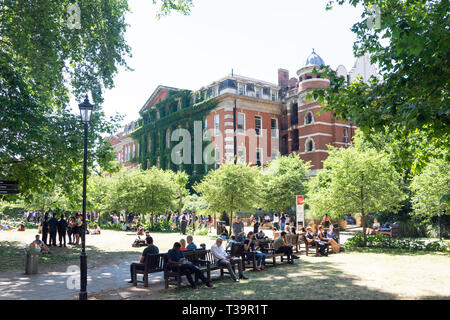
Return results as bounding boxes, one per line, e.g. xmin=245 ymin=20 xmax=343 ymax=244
xmin=0 ymin=240 xmax=137 ymax=274
xmin=346 ymin=247 xmax=450 ymax=257
xmin=163 ymin=260 xmax=398 ymax=300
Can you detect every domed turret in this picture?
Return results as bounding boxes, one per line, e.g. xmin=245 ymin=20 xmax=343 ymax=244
xmin=305 ymin=49 xmax=325 ymax=67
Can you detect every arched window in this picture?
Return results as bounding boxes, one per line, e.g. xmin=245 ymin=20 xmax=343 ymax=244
xmin=304 ymin=111 xmax=314 ymax=125
xmin=305 ymin=138 xmax=315 ymax=152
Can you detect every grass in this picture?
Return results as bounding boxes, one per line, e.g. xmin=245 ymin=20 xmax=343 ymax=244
xmin=0 ymin=240 xmax=137 ymax=273
xmin=162 ymin=252 xmax=450 ymax=300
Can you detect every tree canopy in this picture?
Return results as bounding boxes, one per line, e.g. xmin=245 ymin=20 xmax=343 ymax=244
xmin=313 ymin=0 xmax=449 ymax=173
xmin=261 ymin=155 xmax=311 ymax=213
xmin=307 ymin=145 xmax=406 ymax=245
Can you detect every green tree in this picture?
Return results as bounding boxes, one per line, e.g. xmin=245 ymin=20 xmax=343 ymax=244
xmin=307 ymin=146 xmax=406 ymax=246
xmin=261 ymin=155 xmax=311 ymax=213
xmin=194 ymin=163 xmax=261 ymax=233
xmin=0 ymin=0 xmax=194 ymax=198
xmin=410 ymin=157 xmax=449 ymax=239
xmin=107 ymin=168 xmax=178 ymax=224
xmin=313 ymin=0 xmax=449 ymax=173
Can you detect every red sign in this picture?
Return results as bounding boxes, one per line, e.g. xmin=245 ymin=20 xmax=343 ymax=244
xmin=296 ymin=195 xmax=304 ymax=206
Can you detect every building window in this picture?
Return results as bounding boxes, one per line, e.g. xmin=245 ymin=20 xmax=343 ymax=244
xmin=177 ymin=99 xmax=182 ymax=111
xmin=237 ymin=146 xmax=246 ymax=163
xmin=344 ymin=127 xmax=349 ymax=143
xmin=305 ymin=111 xmax=314 ymax=125
xmin=256 ymin=89 xmax=261 ymax=98
xmin=255 ymin=116 xmax=262 ymax=136
xmin=133 ymin=144 xmax=136 ymax=158
xmin=214 ymin=114 xmax=220 ymax=136
xmin=256 ymin=148 xmax=262 ymax=166
xmin=215 ymin=148 xmax=220 ymax=169
xmin=204 ymin=118 xmax=208 ymax=129
xmin=156 ymin=110 xmax=160 ymax=120
xmin=291 ymin=103 xmax=298 ymax=126
xmin=237 ymin=113 xmax=245 ymax=134
xmin=305 ymin=138 xmax=315 ymax=152
xmin=238 ymin=84 xmax=244 ymax=95
xmin=271 ymin=118 xmax=278 ymax=138
xmin=272 ymin=92 xmax=277 ymax=101
xmin=271 ymin=149 xmax=279 ymax=161
xmin=166 ymin=128 xmax=171 ymax=148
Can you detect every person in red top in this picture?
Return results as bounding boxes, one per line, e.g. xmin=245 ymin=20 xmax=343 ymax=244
xmin=180 ymin=238 xmax=187 ymax=251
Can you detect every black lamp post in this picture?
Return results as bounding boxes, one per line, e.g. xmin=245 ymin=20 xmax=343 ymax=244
xmin=78 ymin=95 xmax=93 ymax=301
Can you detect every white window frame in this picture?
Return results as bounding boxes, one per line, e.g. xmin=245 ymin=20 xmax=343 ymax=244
xmin=271 ymin=118 xmax=278 ymax=138
xmin=214 ymin=114 xmax=220 ymax=136
xmin=237 ymin=113 xmax=245 ymax=134
xmin=304 ymin=111 xmax=314 ymax=125
xmin=237 ymin=146 xmax=246 ymax=163
xmin=271 ymin=149 xmax=279 ymax=161
xmin=255 ymin=116 xmax=262 ymax=136
xmin=305 ymin=138 xmax=315 ymax=153
xmin=215 ymin=148 xmax=220 ymax=169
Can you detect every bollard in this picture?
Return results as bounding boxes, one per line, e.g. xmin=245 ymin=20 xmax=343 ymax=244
xmin=25 ymin=251 xmax=39 ymax=275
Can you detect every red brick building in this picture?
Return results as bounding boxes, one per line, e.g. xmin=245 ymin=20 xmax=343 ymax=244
xmin=109 ymin=51 xmax=376 ymax=172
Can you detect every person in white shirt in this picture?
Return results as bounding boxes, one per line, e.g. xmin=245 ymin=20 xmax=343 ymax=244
xmin=210 ymin=238 xmax=248 ymax=282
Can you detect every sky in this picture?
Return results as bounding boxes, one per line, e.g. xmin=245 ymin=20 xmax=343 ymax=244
xmin=87 ymin=0 xmax=364 ymax=130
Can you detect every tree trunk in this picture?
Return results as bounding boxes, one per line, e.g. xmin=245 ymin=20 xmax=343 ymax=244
xmin=361 ymin=185 xmax=367 ymax=247
xmin=229 ymin=211 xmax=233 ymax=235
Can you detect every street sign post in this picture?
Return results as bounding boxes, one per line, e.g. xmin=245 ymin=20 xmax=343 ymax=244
xmin=296 ymin=195 xmax=304 ymax=228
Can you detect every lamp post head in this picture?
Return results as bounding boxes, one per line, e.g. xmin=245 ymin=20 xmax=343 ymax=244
xmin=78 ymin=95 xmax=94 ymax=123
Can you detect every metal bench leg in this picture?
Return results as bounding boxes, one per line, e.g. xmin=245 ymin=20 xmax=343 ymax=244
xmin=144 ymin=273 xmax=148 ymax=288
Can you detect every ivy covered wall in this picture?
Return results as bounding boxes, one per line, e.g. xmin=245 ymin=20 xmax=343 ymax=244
xmin=131 ymin=89 xmax=219 ymax=180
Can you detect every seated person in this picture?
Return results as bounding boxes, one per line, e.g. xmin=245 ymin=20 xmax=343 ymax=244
xmin=128 ymin=236 xmax=159 ymax=283
xmin=166 ymin=242 xmax=214 ymax=289
xmin=255 ymin=230 xmax=266 ymax=240
xmin=91 ymin=224 xmax=101 ymax=235
xmin=244 ymin=232 xmax=267 ymax=271
xmin=17 ymin=224 xmax=26 ymax=231
xmin=290 ymin=226 xmax=296 ymax=234
xmin=305 ymin=226 xmax=328 ymax=256
xmin=136 ymin=225 xmax=144 ymax=235
xmin=284 ymin=225 xmax=291 ymax=233
xmin=379 ymin=221 xmax=392 ymax=232
xmin=220 ymin=229 xmax=229 ymax=240
xmin=186 ymin=235 xmax=197 ymax=250
xmin=29 ymin=234 xmax=50 ymax=254
xmin=122 ymin=223 xmax=130 ymax=231
xmin=211 ymin=238 xmax=248 ymax=282
xmin=179 ymin=238 xmax=187 ymax=251
xmin=226 ymin=235 xmax=237 ymax=250
xmin=326 ymin=224 xmax=339 ymax=242
xmin=273 ymin=231 xmax=299 ymax=263
xmin=366 ymin=218 xmax=381 ymax=235
xmin=272 ymin=227 xmax=280 ymax=240
xmin=199 ymin=243 xmax=206 ymax=250
xmin=318 ymin=225 xmax=340 ymax=254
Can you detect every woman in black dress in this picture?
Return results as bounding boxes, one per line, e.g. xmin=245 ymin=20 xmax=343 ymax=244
xmin=41 ymin=212 xmax=49 ymax=245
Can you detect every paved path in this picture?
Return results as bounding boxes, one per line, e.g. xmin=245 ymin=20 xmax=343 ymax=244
xmin=0 ymin=258 xmax=164 ymax=300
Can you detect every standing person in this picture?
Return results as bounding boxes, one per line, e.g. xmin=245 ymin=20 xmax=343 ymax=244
xmin=280 ymin=213 xmax=286 ymax=232
xmin=48 ymin=212 xmax=59 ymax=247
xmin=166 ymin=242 xmax=214 ymax=290
xmin=211 ymin=238 xmax=248 ymax=282
xmin=180 ymin=212 xmax=188 ymax=235
xmin=253 ymin=217 xmax=260 ymax=234
xmin=321 ymin=214 xmax=331 ymax=228
xmin=273 ymin=213 xmax=280 ymax=230
xmin=207 ymin=215 xmax=213 ymax=233
xmin=67 ymin=216 xmax=74 ymax=244
xmin=74 ymin=214 xmax=82 ymax=245
xmin=58 ymin=213 xmax=68 ymax=247
xmin=41 ymin=212 xmax=49 ymax=246
xmin=232 ymin=216 xmax=245 ymax=243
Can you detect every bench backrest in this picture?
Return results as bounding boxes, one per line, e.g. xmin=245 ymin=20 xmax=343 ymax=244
xmin=230 ymin=242 xmax=245 ymax=257
xmin=145 ymin=253 xmax=165 ymax=271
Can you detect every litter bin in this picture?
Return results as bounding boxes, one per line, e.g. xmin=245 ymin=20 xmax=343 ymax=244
xmin=25 ymin=249 xmax=39 ymax=275
xmin=217 ymin=221 xmax=226 ymax=235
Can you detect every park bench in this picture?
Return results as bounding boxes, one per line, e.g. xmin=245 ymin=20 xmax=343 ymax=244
xmin=376 ymin=223 xmax=400 ymax=238
xmin=132 ymin=253 xmax=165 ymax=287
xmin=286 ymin=233 xmax=300 ymax=253
xmin=164 ymin=249 xmax=236 ymax=289
xmin=258 ymin=240 xmax=292 ymax=266
xmin=301 ymin=235 xmax=331 ymax=256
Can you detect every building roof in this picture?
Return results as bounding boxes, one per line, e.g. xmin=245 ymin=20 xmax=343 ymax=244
xmin=305 ymin=49 xmax=325 ymax=67
xmin=139 ymin=85 xmax=180 ymax=114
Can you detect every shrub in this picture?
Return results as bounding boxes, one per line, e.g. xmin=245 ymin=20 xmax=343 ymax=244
xmin=344 ymin=233 xmax=449 ymax=252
